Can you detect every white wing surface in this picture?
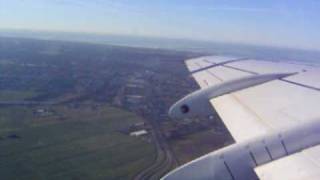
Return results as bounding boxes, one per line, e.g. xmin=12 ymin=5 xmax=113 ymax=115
xmin=164 ymin=56 xmax=320 ymax=179
xmin=186 ymin=56 xmax=320 ymax=142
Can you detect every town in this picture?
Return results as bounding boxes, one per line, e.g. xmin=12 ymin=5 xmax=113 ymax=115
xmin=0 ymin=37 xmax=233 ymax=179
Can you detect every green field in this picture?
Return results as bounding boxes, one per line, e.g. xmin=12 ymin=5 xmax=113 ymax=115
xmin=169 ymin=129 xmax=233 ymax=164
xmin=0 ymin=90 xmax=37 ymax=101
xmin=0 ymin=104 xmax=155 ymax=180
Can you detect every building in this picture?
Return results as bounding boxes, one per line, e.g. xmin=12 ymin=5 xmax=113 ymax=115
xmin=130 ymin=130 xmax=148 ymax=137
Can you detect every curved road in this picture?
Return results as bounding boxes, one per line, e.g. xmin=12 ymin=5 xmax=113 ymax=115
xmin=134 ymin=117 xmax=178 ymax=180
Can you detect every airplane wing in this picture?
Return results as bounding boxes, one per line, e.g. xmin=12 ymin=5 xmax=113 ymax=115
xmin=163 ymin=56 xmax=320 ymax=180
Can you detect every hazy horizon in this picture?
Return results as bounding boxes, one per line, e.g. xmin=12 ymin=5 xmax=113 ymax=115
xmin=2 ymin=29 xmax=320 ymax=65
xmin=1 ymin=0 xmax=320 ymax=51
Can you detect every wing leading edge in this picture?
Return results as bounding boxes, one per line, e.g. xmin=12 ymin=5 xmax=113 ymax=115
xmin=186 ymin=56 xmax=320 ymax=142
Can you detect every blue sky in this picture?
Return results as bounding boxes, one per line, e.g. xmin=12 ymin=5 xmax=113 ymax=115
xmin=1 ymin=0 xmax=320 ymax=50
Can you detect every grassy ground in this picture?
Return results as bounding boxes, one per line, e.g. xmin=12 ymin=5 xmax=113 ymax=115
xmin=0 ymin=90 xmax=37 ymax=101
xmin=0 ymin=104 xmax=155 ymax=180
xmin=169 ymin=129 xmax=233 ymax=164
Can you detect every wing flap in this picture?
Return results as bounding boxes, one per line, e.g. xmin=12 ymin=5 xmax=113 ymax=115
xmin=255 ymin=144 xmax=320 ymax=180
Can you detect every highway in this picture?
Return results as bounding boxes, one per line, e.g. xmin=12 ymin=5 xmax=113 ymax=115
xmin=134 ymin=108 xmax=178 ymax=180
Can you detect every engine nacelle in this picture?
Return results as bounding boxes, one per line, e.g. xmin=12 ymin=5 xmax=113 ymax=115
xmin=169 ymin=72 xmax=296 ymax=119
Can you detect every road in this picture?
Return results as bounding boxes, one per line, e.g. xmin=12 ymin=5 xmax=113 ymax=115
xmin=134 ymin=107 xmax=178 ymax=180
